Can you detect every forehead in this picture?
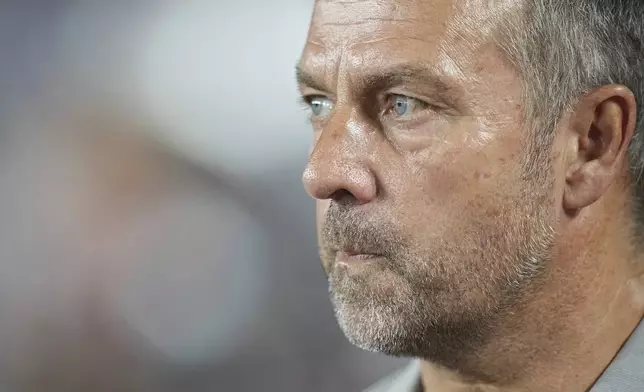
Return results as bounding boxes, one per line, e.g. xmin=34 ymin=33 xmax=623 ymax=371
xmin=302 ymin=0 xmax=517 ymax=84
xmin=308 ymin=0 xmax=457 ymax=46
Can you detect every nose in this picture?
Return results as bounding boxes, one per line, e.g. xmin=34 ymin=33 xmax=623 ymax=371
xmin=302 ymin=116 xmax=377 ymax=205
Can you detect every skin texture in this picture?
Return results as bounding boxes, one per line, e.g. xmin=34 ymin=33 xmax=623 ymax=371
xmin=297 ymin=0 xmax=644 ymax=391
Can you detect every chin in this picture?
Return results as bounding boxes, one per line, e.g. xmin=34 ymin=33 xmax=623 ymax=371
xmin=329 ymin=275 xmax=435 ymax=357
xmin=335 ymin=302 xmax=419 ymax=356
xmin=333 ymin=297 xmax=492 ymax=364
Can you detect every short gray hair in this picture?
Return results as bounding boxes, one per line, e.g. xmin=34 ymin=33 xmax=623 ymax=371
xmin=498 ymin=0 xmax=644 ymax=233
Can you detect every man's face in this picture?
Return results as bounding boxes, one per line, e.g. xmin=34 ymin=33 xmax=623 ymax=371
xmin=298 ymin=0 xmax=555 ymax=359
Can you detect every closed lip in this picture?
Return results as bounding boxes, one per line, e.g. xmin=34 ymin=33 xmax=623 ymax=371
xmin=335 ymin=249 xmax=383 ymax=264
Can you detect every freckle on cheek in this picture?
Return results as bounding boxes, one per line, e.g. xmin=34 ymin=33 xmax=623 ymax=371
xmin=471 ymin=168 xmax=493 ymax=182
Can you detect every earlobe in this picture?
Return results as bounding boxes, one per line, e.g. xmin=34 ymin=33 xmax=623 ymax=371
xmin=563 ymin=86 xmax=636 ymax=211
xmin=564 ymin=160 xmax=607 ymax=211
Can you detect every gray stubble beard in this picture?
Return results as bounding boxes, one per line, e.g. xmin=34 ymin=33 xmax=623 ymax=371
xmin=326 ymin=193 xmax=555 ymax=368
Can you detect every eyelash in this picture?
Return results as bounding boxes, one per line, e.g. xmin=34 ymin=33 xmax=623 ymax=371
xmin=298 ymin=96 xmax=312 ymax=109
xmin=298 ymin=96 xmax=316 ymax=123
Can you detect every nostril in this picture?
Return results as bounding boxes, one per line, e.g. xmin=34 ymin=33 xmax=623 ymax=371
xmin=330 ymin=189 xmax=358 ymax=204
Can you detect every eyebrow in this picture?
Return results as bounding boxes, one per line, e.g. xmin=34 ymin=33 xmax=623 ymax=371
xmin=295 ymin=63 xmax=464 ymax=108
xmin=295 ymin=65 xmax=328 ymax=93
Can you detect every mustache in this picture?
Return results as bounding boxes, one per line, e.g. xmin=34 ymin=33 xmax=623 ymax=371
xmin=321 ymin=203 xmax=405 ymax=257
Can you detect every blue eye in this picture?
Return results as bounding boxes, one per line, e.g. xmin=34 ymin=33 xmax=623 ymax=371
xmin=308 ymin=96 xmax=334 ymax=117
xmin=391 ymin=95 xmax=426 ymax=117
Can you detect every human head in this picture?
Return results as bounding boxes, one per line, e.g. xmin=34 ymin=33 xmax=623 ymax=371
xmin=297 ymin=0 xmax=641 ymax=365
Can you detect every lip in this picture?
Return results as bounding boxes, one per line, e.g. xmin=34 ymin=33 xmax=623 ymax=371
xmin=335 ymin=250 xmax=383 ymax=264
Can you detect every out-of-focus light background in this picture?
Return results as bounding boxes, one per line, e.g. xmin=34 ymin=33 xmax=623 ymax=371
xmin=0 ymin=2 xmax=404 ymax=391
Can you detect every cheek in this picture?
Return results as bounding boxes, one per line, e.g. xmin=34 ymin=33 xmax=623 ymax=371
xmin=398 ymin=145 xmax=522 ymax=235
xmin=425 ymin=153 xmax=505 ymax=200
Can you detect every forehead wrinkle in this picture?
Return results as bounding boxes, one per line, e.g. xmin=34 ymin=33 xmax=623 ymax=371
xmin=312 ymin=0 xmax=421 ymax=28
xmin=347 ymin=36 xmax=440 ymax=48
xmin=321 ymin=17 xmax=425 ymax=28
xmin=441 ymin=0 xmax=518 ymax=49
xmin=310 ymin=32 xmax=441 ymax=49
xmin=306 ymin=40 xmax=325 ymax=48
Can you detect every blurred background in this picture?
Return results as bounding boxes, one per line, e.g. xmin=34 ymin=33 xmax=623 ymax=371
xmin=0 ymin=2 xmax=405 ymax=391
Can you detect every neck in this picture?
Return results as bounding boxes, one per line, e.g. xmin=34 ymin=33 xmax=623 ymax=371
xmin=420 ymin=210 xmax=644 ymax=392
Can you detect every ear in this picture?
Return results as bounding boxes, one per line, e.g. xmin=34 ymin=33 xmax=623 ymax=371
xmin=563 ymin=85 xmax=637 ymax=211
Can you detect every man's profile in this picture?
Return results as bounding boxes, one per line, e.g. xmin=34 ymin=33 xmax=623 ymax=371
xmin=296 ymin=1 xmax=644 ymax=391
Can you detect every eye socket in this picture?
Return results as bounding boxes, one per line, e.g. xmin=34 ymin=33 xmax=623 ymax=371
xmin=388 ymin=94 xmax=428 ymax=118
xmin=305 ymin=96 xmax=334 ymax=117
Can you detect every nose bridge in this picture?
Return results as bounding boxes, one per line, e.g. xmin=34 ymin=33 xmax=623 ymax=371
xmin=326 ymin=101 xmax=369 ymax=146
xmin=330 ymin=49 xmax=371 ymax=144
xmin=303 ymin=105 xmax=377 ymax=203
xmin=309 ymin=105 xmax=365 ymax=176
xmin=317 ymin=44 xmax=374 ymax=156
xmin=335 ymin=46 xmax=366 ymax=106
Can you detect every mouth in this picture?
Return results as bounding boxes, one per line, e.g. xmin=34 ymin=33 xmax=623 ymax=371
xmin=335 ymin=249 xmax=383 ymax=264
